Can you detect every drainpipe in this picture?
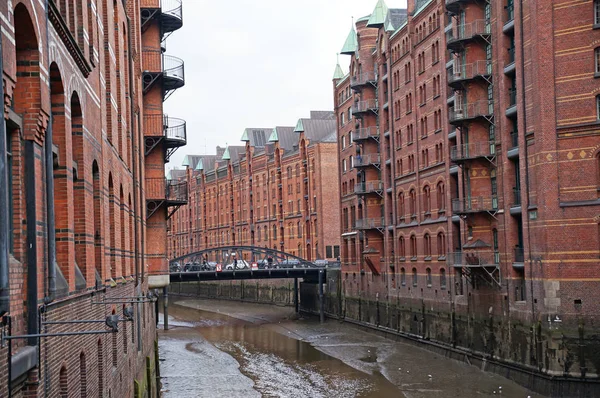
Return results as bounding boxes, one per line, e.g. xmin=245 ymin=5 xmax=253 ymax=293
xmin=0 ymin=23 xmax=10 ymax=317
xmin=25 ymin=141 xmax=38 ymax=344
xmin=126 ymin=13 xmax=144 ymax=352
xmin=44 ymin=0 xmax=57 ymax=303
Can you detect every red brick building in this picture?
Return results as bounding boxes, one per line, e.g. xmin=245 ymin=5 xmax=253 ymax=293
xmin=0 ymin=0 xmax=186 ymax=396
xmin=167 ymin=112 xmax=341 ymax=263
xmin=335 ymin=0 xmax=600 ymax=386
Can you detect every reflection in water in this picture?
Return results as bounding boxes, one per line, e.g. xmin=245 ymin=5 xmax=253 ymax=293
xmin=159 ymin=304 xmax=400 ymax=397
xmin=159 ymin=301 xmax=541 ymax=398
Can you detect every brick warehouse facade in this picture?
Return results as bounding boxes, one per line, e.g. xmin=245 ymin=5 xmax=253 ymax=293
xmin=0 ymin=0 xmax=186 ymax=396
xmin=334 ymin=0 xmax=600 ymax=392
xmin=167 ymin=112 xmax=341 ymax=263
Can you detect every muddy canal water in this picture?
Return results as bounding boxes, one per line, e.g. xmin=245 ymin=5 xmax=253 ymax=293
xmin=158 ymin=299 xmax=541 ymax=398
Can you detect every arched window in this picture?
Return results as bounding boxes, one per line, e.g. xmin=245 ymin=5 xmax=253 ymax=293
xmin=398 ymin=192 xmax=405 ymax=223
xmin=80 ymin=352 xmax=87 ymax=396
xmin=412 ymin=267 xmax=418 ymax=287
xmin=437 ymin=181 xmax=445 ymax=212
xmin=440 ymin=268 xmax=447 ymax=289
xmin=424 ymin=233 xmax=431 ymax=259
xmin=410 ymin=235 xmax=417 ymax=260
xmin=423 ymin=185 xmax=431 ymax=216
xmin=596 ymin=95 xmax=600 ymax=120
xmin=273 ymin=224 xmax=277 ymax=241
xmin=399 ymin=236 xmax=406 ymax=259
xmin=426 ymin=267 xmax=432 ymax=287
xmin=437 ymin=232 xmax=447 ymax=259
xmin=400 ymin=267 xmax=406 ymax=286
xmin=409 ymin=189 xmax=417 ymax=219
xmin=60 ymin=366 xmax=68 ymax=397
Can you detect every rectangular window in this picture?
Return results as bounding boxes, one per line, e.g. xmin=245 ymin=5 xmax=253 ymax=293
xmin=596 ymin=47 xmax=600 ymax=74
xmin=333 ymin=245 xmax=340 ymax=258
xmin=326 ymin=246 xmax=333 ymax=258
xmin=596 ymin=0 xmax=600 ymax=25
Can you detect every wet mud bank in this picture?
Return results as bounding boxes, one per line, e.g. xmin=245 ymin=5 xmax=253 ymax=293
xmin=159 ymin=299 xmax=541 ymax=397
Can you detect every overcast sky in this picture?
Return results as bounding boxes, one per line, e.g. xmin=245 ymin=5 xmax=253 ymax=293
xmin=164 ymin=0 xmax=408 ymax=171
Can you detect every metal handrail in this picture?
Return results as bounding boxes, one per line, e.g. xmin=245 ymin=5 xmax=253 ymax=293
xmin=354 ymin=181 xmax=383 ymax=194
xmin=354 ymin=153 xmax=381 ymax=167
xmin=446 ymin=251 xmax=499 ymax=267
xmin=449 ymin=100 xmax=494 ymax=122
xmin=165 ymin=116 xmax=186 ymax=141
xmin=162 ymin=0 xmax=182 ymax=20
xmin=448 ymin=60 xmax=492 ymax=83
xmin=452 ymin=196 xmax=498 ymax=213
xmin=351 ymin=71 xmax=377 ymax=87
xmin=167 ymin=179 xmax=188 ymax=202
xmin=142 ymin=48 xmax=184 ymax=82
xmin=355 ymin=218 xmax=385 ymax=229
xmin=353 ymin=127 xmax=379 ymax=141
xmin=163 ymin=54 xmax=184 ymax=81
xmin=352 ymin=99 xmax=378 ymax=114
xmin=450 ymin=141 xmax=495 ymax=161
xmin=448 ymin=20 xmax=491 ymax=43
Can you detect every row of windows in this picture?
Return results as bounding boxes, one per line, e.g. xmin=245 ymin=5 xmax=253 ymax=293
xmin=397 ymin=231 xmax=447 ymax=260
xmin=397 ymin=267 xmax=446 ymax=289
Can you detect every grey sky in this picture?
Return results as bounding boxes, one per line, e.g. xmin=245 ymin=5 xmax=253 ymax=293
xmin=164 ymin=0 xmax=407 ymax=171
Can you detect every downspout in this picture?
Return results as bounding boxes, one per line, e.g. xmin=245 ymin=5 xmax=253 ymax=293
xmin=126 ymin=14 xmax=139 ymax=288
xmin=25 ymin=142 xmax=38 ymax=344
xmin=126 ymin=11 xmax=144 ymax=352
xmin=0 ymin=20 xmax=10 ymax=317
xmin=44 ymin=0 xmax=57 ymax=303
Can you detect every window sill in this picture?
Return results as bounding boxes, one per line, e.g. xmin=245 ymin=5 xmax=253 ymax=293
xmin=399 ymin=257 xmax=406 ymax=262
xmin=595 ymin=72 xmax=600 ymax=79
xmin=424 ymin=256 xmax=432 ymax=261
xmin=432 ymin=60 xmax=440 ymax=66
xmin=438 ymin=255 xmax=446 ymax=261
xmin=427 ymin=283 xmax=432 ymax=288
xmin=411 ymin=257 xmax=418 ymax=262
xmin=421 ymin=134 xmax=427 ymax=140
xmin=594 ymin=23 xmax=600 ymax=30
xmin=419 ymin=102 xmax=426 ymax=108
xmin=434 ymin=129 xmax=442 ymax=134
xmin=407 ymin=141 xmax=414 ymax=146
xmin=406 ymin=110 xmax=413 ymax=115
xmin=433 ymin=94 xmax=440 ymax=100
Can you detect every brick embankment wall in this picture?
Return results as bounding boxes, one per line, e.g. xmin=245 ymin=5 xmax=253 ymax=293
xmin=169 ymin=279 xmax=296 ymax=307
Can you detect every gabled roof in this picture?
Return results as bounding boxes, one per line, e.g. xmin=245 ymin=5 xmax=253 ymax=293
xmin=340 ymin=25 xmax=358 ymax=55
xmin=268 ymin=128 xmax=278 ymax=142
xmin=366 ymin=0 xmax=388 ymax=28
xmin=221 ymin=146 xmax=230 ymax=160
xmin=294 ymin=118 xmax=305 ymax=133
xmin=195 ymin=158 xmax=204 ymax=171
xmin=333 ymin=63 xmax=345 ymax=80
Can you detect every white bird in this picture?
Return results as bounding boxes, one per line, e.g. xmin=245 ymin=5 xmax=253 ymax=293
xmin=407 ymin=370 xmax=410 ymax=373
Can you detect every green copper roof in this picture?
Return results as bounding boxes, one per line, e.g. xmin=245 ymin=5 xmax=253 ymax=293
xmin=195 ymin=159 xmax=204 ymax=171
xmin=182 ymin=155 xmax=191 ymax=167
xmin=340 ymin=26 xmax=358 ymax=55
xmin=294 ymin=119 xmax=305 ymax=133
xmin=268 ymin=128 xmax=279 ymax=142
xmin=241 ymin=129 xmax=250 ymax=142
xmin=356 ymin=15 xmax=371 ymax=23
xmin=367 ymin=0 xmax=388 ymax=28
xmin=385 ymin=18 xmax=395 ymax=32
xmin=222 ymin=146 xmax=230 ymax=160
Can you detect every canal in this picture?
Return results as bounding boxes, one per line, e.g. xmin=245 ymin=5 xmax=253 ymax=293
xmin=158 ymin=299 xmax=541 ymax=397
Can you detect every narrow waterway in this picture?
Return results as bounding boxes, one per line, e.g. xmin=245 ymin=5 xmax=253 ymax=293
xmin=158 ymin=299 xmax=541 ymax=398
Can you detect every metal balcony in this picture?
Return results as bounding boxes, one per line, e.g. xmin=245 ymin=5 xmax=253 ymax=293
xmin=448 ymin=101 xmax=494 ymax=124
xmin=450 ymin=141 xmax=496 ymax=163
xmin=448 ymin=61 xmax=492 ymax=88
xmin=350 ymin=71 xmax=377 ymax=90
xmin=354 ymin=181 xmax=384 ymax=196
xmin=352 ymin=99 xmax=379 ymax=116
xmin=352 ymin=127 xmax=380 ymax=142
xmin=355 ymin=217 xmax=385 ymax=231
xmin=142 ymin=48 xmax=185 ymax=98
xmin=445 ymin=0 xmax=477 ymax=14
xmin=452 ymin=196 xmax=498 ymax=215
xmin=354 ymin=154 xmax=381 ymax=169
xmin=140 ymin=0 xmax=183 ymax=35
xmin=144 ymin=114 xmax=187 ymax=161
xmin=146 ymin=177 xmax=188 ymax=219
xmin=447 ymin=20 xmax=491 ymax=51
xmin=447 ymin=250 xmax=501 ymax=287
